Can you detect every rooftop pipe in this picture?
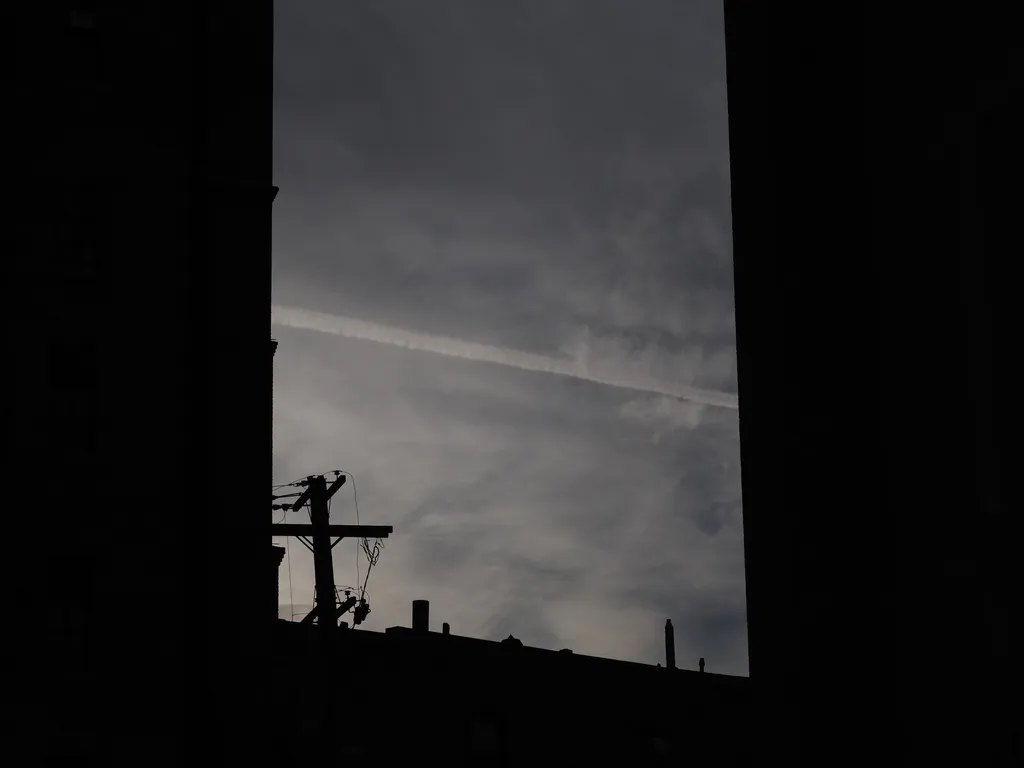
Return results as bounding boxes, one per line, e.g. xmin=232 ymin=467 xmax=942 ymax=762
xmin=665 ymin=619 xmax=676 ymax=669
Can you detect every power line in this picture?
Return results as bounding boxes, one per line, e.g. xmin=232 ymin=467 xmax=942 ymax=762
xmin=286 ymin=534 xmax=294 ymax=621
xmin=338 ymin=471 xmax=367 ymax=600
xmin=352 ymin=477 xmax=361 ymax=594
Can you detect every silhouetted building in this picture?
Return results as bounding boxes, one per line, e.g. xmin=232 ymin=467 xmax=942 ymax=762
xmin=723 ymin=3 xmax=1016 ymax=763
xmin=18 ymin=3 xmax=276 ymax=762
xmin=269 ymin=604 xmax=751 ymax=767
xmin=265 ymin=473 xmax=751 ymax=765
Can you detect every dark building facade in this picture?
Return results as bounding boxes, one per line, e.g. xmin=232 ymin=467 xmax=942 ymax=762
xmin=269 ymin=607 xmax=751 ymax=767
xmin=723 ymin=3 xmax=1017 ymax=763
xmin=17 ymin=4 xmax=276 ymax=763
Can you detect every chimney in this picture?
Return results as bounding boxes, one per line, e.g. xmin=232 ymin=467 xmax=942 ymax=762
xmin=699 ymin=657 xmax=706 ymax=673
xmin=665 ymin=619 xmax=676 ymax=669
xmin=412 ymin=600 xmax=429 ymax=632
xmin=442 ymin=622 xmax=450 ymax=635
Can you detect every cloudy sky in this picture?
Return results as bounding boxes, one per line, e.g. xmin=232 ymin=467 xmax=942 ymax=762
xmin=271 ymin=0 xmax=747 ymax=676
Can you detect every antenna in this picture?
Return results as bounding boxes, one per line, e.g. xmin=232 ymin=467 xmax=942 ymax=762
xmin=665 ymin=619 xmax=676 ymax=669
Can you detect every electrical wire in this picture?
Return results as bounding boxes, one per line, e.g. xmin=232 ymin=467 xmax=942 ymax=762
xmin=286 ymin=532 xmax=294 ymax=622
xmin=349 ymin=472 xmax=360 ymax=525
xmin=341 ymin=471 xmax=364 ymax=598
xmin=341 ymin=471 xmax=386 ymax=601
xmin=359 ymin=538 xmax=382 ymax=596
xmin=272 ymin=472 xmax=324 ymax=492
xmin=352 ymin=479 xmax=360 ymax=598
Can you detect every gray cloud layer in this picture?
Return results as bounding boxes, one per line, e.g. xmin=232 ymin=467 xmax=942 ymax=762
xmin=272 ymin=0 xmax=747 ymax=674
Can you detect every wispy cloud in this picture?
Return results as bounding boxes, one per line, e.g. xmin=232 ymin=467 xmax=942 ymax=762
xmin=273 ymin=305 xmax=738 ymax=409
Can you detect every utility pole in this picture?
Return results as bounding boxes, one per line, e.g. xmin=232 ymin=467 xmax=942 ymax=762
xmin=272 ymin=472 xmax=394 ymax=763
xmin=274 ymin=473 xmax=393 ymax=644
xmin=308 ymin=475 xmax=338 ymax=646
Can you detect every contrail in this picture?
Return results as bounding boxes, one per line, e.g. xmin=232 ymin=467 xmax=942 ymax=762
xmin=271 ymin=305 xmax=739 ymax=410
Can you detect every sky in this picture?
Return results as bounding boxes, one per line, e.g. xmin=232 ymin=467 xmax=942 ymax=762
xmin=271 ymin=0 xmax=747 ymax=676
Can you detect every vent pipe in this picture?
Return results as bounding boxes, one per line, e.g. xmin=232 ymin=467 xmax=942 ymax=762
xmin=442 ymin=622 xmax=450 ymax=635
xmin=412 ymin=600 xmax=429 ymax=632
xmin=665 ymin=619 xmax=676 ymax=669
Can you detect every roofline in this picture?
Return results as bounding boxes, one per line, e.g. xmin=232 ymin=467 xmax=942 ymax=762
xmin=273 ymin=619 xmax=749 ymax=683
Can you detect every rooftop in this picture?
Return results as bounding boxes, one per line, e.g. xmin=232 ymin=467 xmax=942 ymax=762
xmin=272 ymin=616 xmax=748 ymax=694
